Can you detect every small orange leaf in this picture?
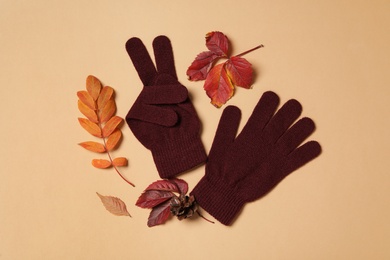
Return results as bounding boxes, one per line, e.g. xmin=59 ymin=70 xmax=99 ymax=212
xmin=92 ymin=159 xmax=112 ymax=169
xmin=96 ymin=192 xmax=131 ymax=217
xmin=77 ymin=91 xmax=96 ymax=110
xmin=102 ymin=116 xmax=123 ymax=137
xmin=112 ymin=157 xmax=128 ymax=167
xmin=78 ymin=141 xmax=106 ymax=153
xmin=97 ymin=86 xmax=114 ymax=109
xmin=99 ymin=99 xmax=116 ymax=123
xmin=78 ymin=100 xmax=98 ymax=123
xmin=106 ymin=129 xmax=122 ymax=151
xmin=86 ymin=75 xmax=102 ymax=101
xmin=78 ymin=118 xmax=102 ymax=137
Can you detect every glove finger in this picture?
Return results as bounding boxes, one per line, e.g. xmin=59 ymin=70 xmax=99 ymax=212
xmin=263 ymin=99 xmax=302 ymax=144
xmin=126 ymin=37 xmax=157 ymax=86
xmin=209 ymin=106 xmax=241 ymax=159
xmin=140 ymin=84 xmax=188 ymax=105
xmin=283 ymin=140 xmax=322 ymax=174
xmin=153 ymin=35 xmax=178 ymax=79
xmin=240 ymin=91 xmax=279 ymax=137
xmin=276 ymin=117 xmax=316 ymax=155
xmin=127 ymin=103 xmax=178 ymax=127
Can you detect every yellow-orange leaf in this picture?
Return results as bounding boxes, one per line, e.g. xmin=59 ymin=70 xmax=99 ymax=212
xmin=92 ymin=159 xmax=112 ymax=169
xmin=77 ymin=91 xmax=96 ymax=110
xmin=99 ymin=99 xmax=116 ymax=123
xmin=86 ymin=75 xmax=102 ymax=101
xmin=78 ymin=141 xmax=106 ymax=153
xmin=106 ymin=129 xmax=122 ymax=151
xmin=78 ymin=118 xmax=102 ymax=137
xmin=78 ymin=100 xmax=98 ymax=123
xmin=97 ymin=86 xmax=114 ymax=109
xmin=96 ymin=192 xmax=131 ymax=217
xmin=102 ymin=116 xmax=123 ymax=137
xmin=112 ymin=157 xmax=128 ymax=167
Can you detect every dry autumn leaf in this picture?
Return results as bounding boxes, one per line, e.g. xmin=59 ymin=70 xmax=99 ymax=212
xmin=112 ymin=157 xmax=128 ymax=167
xmin=102 ymin=116 xmax=123 ymax=137
xmin=106 ymin=129 xmax=122 ymax=151
xmin=96 ymin=192 xmax=131 ymax=217
xmin=92 ymin=159 xmax=112 ymax=169
xmin=97 ymin=86 xmax=114 ymax=109
xmin=86 ymin=75 xmax=102 ymax=101
xmin=77 ymin=90 xmax=96 ymax=110
xmin=187 ymin=31 xmax=263 ymax=107
xmin=77 ymin=75 xmax=134 ymax=187
xmin=99 ymin=99 xmax=116 ymax=123
xmin=78 ymin=118 xmax=102 ymax=137
xmin=78 ymin=100 xmax=98 ymax=123
xmin=78 ymin=141 xmax=106 ymax=153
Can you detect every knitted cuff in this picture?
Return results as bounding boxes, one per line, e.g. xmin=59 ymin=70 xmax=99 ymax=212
xmin=190 ymin=175 xmax=246 ymax=226
xmin=152 ymin=134 xmax=207 ymax=179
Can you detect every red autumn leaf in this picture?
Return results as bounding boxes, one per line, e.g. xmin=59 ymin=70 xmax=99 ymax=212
xmin=145 ymin=179 xmax=182 ymax=193
xmin=204 ymin=63 xmax=235 ymax=108
xmin=169 ymin=179 xmax=188 ymax=194
xmin=187 ymin=51 xmax=220 ymax=81
xmin=225 ymin=56 xmax=253 ymax=89
xmin=206 ymin=31 xmax=229 ymax=57
xmin=147 ymin=200 xmax=171 ymax=227
xmin=136 ymin=190 xmax=174 ymax=209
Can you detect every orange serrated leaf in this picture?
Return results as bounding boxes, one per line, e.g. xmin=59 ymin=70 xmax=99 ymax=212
xmin=102 ymin=116 xmax=123 ymax=137
xmin=106 ymin=129 xmax=122 ymax=151
xmin=86 ymin=75 xmax=102 ymax=101
xmin=78 ymin=100 xmax=98 ymax=123
xmin=78 ymin=118 xmax=102 ymax=137
xmin=92 ymin=159 xmax=112 ymax=168
xmin=112 ymin=157 xmax=128 ymax=167
xmin=99 ymin=98 xmax=116 ymax=123
xmin=225 ymin=56 xmax=253 ymax=89
xmin=97 ymin=86 xmax=114 ymax=109
xmin=77 ymin=91 xmax=96 ymax=110
xmin=78 ymin=141 xmax=106 ymax=153
xmin=204 ymin=63 xmax=235 ymax=108
xmin=96 ymin=192 xmax=131 ymax=217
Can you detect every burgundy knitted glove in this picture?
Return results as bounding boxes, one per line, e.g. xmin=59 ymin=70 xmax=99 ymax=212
xmin=191 ymin=91 xmax=321 ymax=225
xmin=125 ymin=36 xmax=207 ymax=179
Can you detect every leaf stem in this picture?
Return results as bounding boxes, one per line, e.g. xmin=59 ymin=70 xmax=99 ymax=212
xmin=197 ymin=211 xmax=215 ymax=224
xmin=235 ymin=44 xmax=264 ymax=57
xmin=102 ymin=136 xmax=135 ymax=187
xmin=96 ymin=104 xmax=135 ymax=187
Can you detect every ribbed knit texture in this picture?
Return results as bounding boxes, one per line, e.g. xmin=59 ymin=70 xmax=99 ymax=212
xmin=125 ymin=36 xmax=206 ymax=178
xmin=191 ymin=91 xmax=322 ymax=225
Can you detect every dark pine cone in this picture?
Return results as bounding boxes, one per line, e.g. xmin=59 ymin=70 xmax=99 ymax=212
xmin=170 ymin=194 xmax=198 ymax=220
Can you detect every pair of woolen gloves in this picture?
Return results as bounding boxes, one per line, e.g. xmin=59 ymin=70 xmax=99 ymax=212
xmin=125 ymin=35 xmax=322 ymax=225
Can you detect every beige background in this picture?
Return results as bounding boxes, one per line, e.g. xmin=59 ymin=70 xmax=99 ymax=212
xmin=1 ymin=0 xmax=389 ymax=259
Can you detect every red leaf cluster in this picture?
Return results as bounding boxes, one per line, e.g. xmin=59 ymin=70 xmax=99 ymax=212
xmin=187 ymin=31 xmax=263 ymax=108
xmin=136 ymin=179 xmax=188 ymax=227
